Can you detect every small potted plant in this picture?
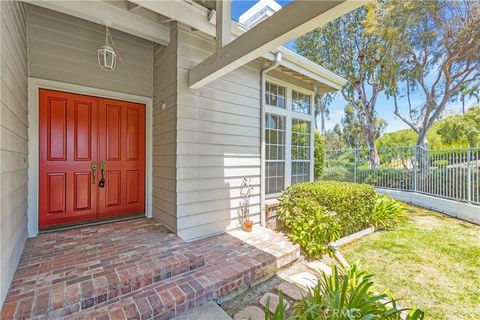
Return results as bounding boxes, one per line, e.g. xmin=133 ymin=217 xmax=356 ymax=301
xmin=240 ymin=178 xmax=254 ymax=232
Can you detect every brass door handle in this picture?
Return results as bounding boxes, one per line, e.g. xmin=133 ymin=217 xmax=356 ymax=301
xmin=91 ymin=160 xmax=98 ymax=184
xmin=99 ymin=160 xmax=106 ymax=188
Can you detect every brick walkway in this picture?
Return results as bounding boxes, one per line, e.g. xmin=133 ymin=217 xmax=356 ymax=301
xmin=1 ymin=218 xmax=299 ymax=319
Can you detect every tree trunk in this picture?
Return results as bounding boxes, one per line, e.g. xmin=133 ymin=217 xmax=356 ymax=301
xmin=365 ymin=131 xmax=380 ymax=168
xmin=417 ymin=123 xmax=429 ymax=148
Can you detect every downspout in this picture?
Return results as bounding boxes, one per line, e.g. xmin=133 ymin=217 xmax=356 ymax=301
xmin=260 ymin=52 xmax=282 ymax=227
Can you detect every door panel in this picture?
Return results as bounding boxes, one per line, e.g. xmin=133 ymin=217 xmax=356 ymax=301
xmin=39 ymin=89 xmax=98 ymax=228
xmin=39 ymin=90 xmax=146 ymax=229
xmin=97 ymin=98 xmax=145 ymax=219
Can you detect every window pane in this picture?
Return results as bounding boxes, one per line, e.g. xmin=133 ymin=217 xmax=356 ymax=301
xmin=291 ymin=118 xmax=311 ymax=185
xmin=292 ymin=90 xmax=311 ymax=114
xmin=266 ymin=113 xmax=286 ymax=194
xmin=291 ymin=119 xmax=311 ymax=160
xmin=266 ymin=162 xmax=285 ymax=194
xmin=266 ymin=82 xmax=286 ymax=109
xmin=292 ymin=162 xmax=310 ymax=184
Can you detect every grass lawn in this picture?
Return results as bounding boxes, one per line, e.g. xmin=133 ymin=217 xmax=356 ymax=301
xmin=341 ymin=204 xmax=480 ymax=320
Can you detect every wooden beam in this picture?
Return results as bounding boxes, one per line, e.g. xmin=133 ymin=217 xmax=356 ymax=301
xmin=129 ymin=0 xmax=215 ymax=36
xmin=216 ymin=0 xmax=231 ymax=50
xmin=189 ymin=0 xmax=364 ymax=89
xmin=25 ymin=0 xmax=170 ymax=45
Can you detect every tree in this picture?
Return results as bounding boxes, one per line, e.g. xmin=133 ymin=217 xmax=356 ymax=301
xmin=437 ymin=107 xmax=480 ymax=146
xmin=324 ymin=124 xmax=345 ymax=150
xmin=315 ymin=92 xmax=334 ymax=134
xmin=366 ymin=0 xmax=480 ymax=147
xmin=297 ymin=6 xmax=395 ymax=167
xmin=341 ymin=103 xmax=386 ymax=148
xmin=460 ymin=83 xmax=480 ymax=114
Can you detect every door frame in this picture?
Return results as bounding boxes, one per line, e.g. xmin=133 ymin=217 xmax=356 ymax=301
xmin=27 ymin=77 xmax=153 ymax=236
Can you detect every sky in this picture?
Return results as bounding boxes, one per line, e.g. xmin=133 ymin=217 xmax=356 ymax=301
xmin=231 ymin=0 xmax=478 ymax=133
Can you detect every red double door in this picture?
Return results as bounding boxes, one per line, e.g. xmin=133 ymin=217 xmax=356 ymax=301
xmin=39 ymin=89 xmax=146 ymax=229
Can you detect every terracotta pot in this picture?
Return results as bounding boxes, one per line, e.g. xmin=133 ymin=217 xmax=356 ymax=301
xmin=242 ymin=220 xmax=253 ymax=232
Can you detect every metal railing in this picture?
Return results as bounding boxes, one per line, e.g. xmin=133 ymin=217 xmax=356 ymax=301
xmin=323 ymin=145 xmax=480 ymax=205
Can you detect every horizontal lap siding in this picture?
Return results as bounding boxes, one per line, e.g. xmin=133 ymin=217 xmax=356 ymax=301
xmin=176 ymin=28 xmax=261 ymax=241
xmin=152 ymin=24 xmax=178 ymax=231
xmin=0 ymin=0 xmax=28 ymax=306
xmin=27 ymin=5 xmax=153 ymax=96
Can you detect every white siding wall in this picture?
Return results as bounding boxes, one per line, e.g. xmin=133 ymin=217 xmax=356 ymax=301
xmin=175 ymin=28 xmax=262 ymax=240
xmin=27 ymin=5 xmax=154 ymax=97
xmin=0 ymin=0 xmax=28 ymax=306
xmin=152 ymin=24 xmax=178 ymax=231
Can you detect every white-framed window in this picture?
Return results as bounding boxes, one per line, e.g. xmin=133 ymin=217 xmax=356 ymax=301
xmin=292 ymin=90 xmax=311 ymax=114
xmin=266 ymin=82 xmax=286 ymax=109
xmin=265 ymin=80 xmax=315 ymax=196
xmin=291 ymin=119 xmax=311 ymax=184
xmin=265 ymin=113 xmax=286 ymax=194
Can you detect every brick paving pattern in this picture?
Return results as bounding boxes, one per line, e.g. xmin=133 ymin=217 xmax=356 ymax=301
xmin=1 ymin=219 xmax=299 ymax=319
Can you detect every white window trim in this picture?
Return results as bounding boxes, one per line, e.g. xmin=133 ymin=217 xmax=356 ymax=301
xmin=265 ymin=77 xmax=315 ymax=198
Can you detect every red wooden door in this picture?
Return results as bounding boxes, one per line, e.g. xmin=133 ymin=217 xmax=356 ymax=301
xmin=39 ymin=89 xmax=98 ymax=228
xmin=39 ymin=90 xmax=145 ymax=229
xmin=97 ymin=98 xmax=145 ymax=219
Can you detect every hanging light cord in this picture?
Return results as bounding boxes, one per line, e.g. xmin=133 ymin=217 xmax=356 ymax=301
xmin=106 ymin=26 xmax=147 ymax=96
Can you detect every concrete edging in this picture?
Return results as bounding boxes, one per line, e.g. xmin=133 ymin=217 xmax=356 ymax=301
xmin=376 ymin=188 xmax=480 ymax=225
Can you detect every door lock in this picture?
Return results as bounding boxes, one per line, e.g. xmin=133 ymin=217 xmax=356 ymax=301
xmin=91 ymin=160 xmax=98 ymax=184
xmin=99 ymin=160 xmax=106 ymax=188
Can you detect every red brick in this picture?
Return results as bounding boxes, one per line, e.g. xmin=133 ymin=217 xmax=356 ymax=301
xmin=32 ymin=291 xmax=50 ymax=316
xmin=0 ymin=301 xmax=17 ymax=319
xmin=147 ymin=294 xmax=164 ymax=316
xmin=134 ymin=298 xmax=152 ymax=320
xmin=158 ymin=290 xmax=175 ymax=310
xmin=169 ymin=286 xmax=185 ymax=305
xmin=15 ymin=296 xmax=34 ymax=319
xmin=110 ymin=308 xmax=126 ymax=320
xmin=66 ymin=283 xmax=81 ymax=305
xmin=123 ymin=302 xmax=139 ymax=320
xmin=51 ymin=283 xmax=66 ymax=310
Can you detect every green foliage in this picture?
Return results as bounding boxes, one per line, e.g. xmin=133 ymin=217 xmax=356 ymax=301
xmin=377 ymin=109 xmax=480 ymax=148
xmin=297 ymin=7 xmax=391 ymax=161
xmin=321 ymin=165 xmax=354 ymax=183
xmin=377 ymin=129 xmax=418 ymax=148
xmin=278 ymin=194 xmax=340 ymax=257
xmin=264 ymin=292 xmax=287 ymax=320
xmin=314 ymin=130 xmax=326 ymax=180
xmin=266 ymin=264 xmax=424 ymax=320
xmin=372 ymin=195 xmax=406 ymax=230
xmin=437 ymin=107 xmax=480 ymax=146
xmin=278 ymin=181 xmax=377 ymax=257
xmin=365 ymin=0 xmax=480 ymax=146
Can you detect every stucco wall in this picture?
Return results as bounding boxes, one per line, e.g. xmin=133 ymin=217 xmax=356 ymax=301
xmin=0 ymin=0 xmax=28 ymax=306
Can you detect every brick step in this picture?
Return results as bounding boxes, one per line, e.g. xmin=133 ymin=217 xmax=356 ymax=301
xmin=64 ymin=254 xmax=276 ymax=320
xmin=2 ymin=251 xmax=205 ymax=319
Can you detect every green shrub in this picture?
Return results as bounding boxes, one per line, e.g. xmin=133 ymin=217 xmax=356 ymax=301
xmin=280 ymin=197 xmax=341 ymax=257
xmin=278 ymin=181 xmax=377 ymax=257
xmin=267 ymin=264 xmax=424 ymax=320
xmin=314 ymin=130 xmax=326 ymax=180
xmin=371 ymin=195 xmax=406 ymax=230
xmin=321 ymin=165 xmax=354 ymax=182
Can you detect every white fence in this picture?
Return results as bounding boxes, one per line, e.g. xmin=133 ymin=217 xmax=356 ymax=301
xmin=323 ymin=145 xmax=480 ymax=206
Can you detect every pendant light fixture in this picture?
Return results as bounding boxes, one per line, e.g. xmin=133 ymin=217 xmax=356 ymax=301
xmin=97 ymin=24 xmax=117 ymax=71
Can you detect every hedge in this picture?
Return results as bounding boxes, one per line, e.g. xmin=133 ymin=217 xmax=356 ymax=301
xmin=278 ymin=181 xmax=379 ymax=257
